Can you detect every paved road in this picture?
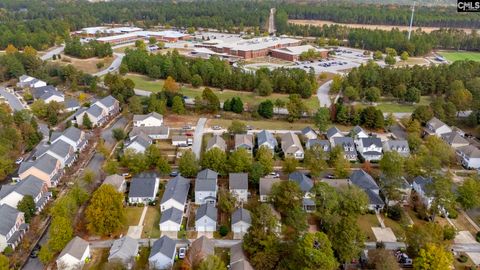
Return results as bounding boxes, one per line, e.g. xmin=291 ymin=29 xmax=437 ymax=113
xmin=94 ymin=53 xmax=124 ymax=77
xmin=317 ymin=80 xmax=332 ymax=108
xmin=0 ymin=87 xmax=26 ymax=111
xmin=23 ymin=225 xmax=50 ymax=270
xmin=89 ymin=238 xmax=240 ymax=249
xmin=40 ymin=46 xmax=64 ymax=61
xmin=192 ymin=118 xmax=207 ymax=159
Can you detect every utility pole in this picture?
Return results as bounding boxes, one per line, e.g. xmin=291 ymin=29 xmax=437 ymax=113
xmin=408 ymin=1 xmax=416 ymax=41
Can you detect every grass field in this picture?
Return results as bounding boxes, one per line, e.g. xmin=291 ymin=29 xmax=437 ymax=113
xmin=126 ymin=73 xmax=320 ymax=111
xmin=142 ymin=206 xmax=161 ymax=238
xmin=207 ymin=118 xmax=353 ymax=131
xmin=438 ymin=51 xmax=480 ymax=62
xmin=54 ymin=55 xmax=114 ymax=74
xmin=356 ymin=96 xmax=432 ymax=113
xmin=357 ymin=214 xmax=380 ymax=242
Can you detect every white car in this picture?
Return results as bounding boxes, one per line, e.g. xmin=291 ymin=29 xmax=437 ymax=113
xmin=178 ymin=247 xmax=186 ymax=259
xmin=15 ymin=157 xmax=24 ymax=164
xmin=269 ymin=172 xmax=280 ymax=178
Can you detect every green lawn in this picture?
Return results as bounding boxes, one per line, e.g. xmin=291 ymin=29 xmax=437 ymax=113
xmin=125 ymin=73 xmax=319 ymax=111
xmin=124 ymin=207 xmax=144 ymax=228
xmin=357 ymin=214 xmax=380 ymax=242
xmin=356 ymin=96 xmax=432 ymax=113
xmin=439 ymin=51 xmax=480 ymax=62
xmin=142 ymin=206 xmax=161 ymax=238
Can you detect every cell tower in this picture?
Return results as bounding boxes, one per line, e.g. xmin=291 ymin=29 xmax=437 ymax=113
xmin=408 ymin=1 xmax=416 ymax=41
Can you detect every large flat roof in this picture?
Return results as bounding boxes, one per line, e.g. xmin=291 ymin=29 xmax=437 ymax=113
xmin=96 ymin=30 xmax=189 ymax=42
xmin=205 ymin=37 xmax=300 ymax=52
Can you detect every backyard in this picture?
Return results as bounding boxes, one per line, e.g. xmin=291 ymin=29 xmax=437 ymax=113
xmin=355 ymin=96 xmax=432 ymax=113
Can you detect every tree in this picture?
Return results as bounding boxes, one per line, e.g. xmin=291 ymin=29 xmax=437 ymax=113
xmin=201 ymin=88 xmax=220 ymax=113
xmin=385 ymin=55 xmax=396 ymax=65
xmin=249 ymin=162 xmax=265 ymax=185
xmin=128 ymin=96 xmax=143 ymax=114
xmin=201 ymin=148 xmax=227 ymax=175
xmin=255 ymin=146 xmax=274 ymax=174
xmin=329 ymin=146 xmax=350 ymax=178
xmin=365 ymin=87 xmax=381 ymax=102
xmin=172 ymin=96 xmax=186 ymax=114
xmin=293 ymin=232 xmax=338 ymax=270
xmin=379 ymin=151 xmax=405 ymax=205
xmin=0 ymin=254 xmax=9 ymax=270
xmin=85 ymin=184 xmax=126 ymax=236
xmin=197 ymin=255 xmax=227 ymax=270
xmin=230 ymin=97 xmax=244 ymax=114
xmin=228 ymin=148 xmax=253 ymax=173
xmin=83 ymin=169 xmax=96 ymax=185
xmin=360 ymin=106 xmax=384 ymax=129
xmin=103 ymin=159 xmax=119 ymax=175
xmin=369 ymin=249 xmax=400 ymax=270
xmin=286 ymin=94 xmax=307 ymax=122
xmin=5 ymin=44 xmax=18 ymax=54
xmin=217 ymin=188 xmax=236 ymax=215
xmin=414 ymin=244 xmax=453 ymax=270
xmin=163 ymin=76 xmax=180 ymax=92
xmin=344 ymin=86 xmax=359 ymax=101
xmin=256 ymin=78 xmax=273 ymax=96
xmin=149 ymin=36 xmax=157 ymax=45
xmin=314 ymin=107 xmax=331 ymax=132
xmin=191 ymin=74 xmax=203 ymax=88
xmin=449 ymin=88 xmax=473 ymax=112
xmin=373 ymin=50 xmax=383 ymax=60
xmin=304 ymin=145 xmax=327 ymax=178
xmin=82 ymin=114 xmax=92 ymax=129
xmin=228 ymin=120 xmax=247 ymax=134
xmin=327 ymin=216 xmax=365 ymax=264
xmin=17 ymin=195 xmax=36 ymax=223
xmin=112 ymin=128 xmax=126 ymax=141
xmin=406 ymin=223 xmax=445 ymax=257
xmin=271 ymin=181 xmax=303 ymax=215
xmin=400 ymin=51 xmax=409 ymax=61
xmin=49 ymin=216 xmax=73 ymax=252
xmin=178 ymin=150 xmax=199 ymax=177
xmin=258 ymin=100 xmax=274 ymax=119
xmin=405 ymin=87 xmax=421 ymax=103
xmin=121 ymin=149 xmax=148 ymax=174
xmin=457 ymin=177 xmax=480 ymax=210
xmin=282 ymin=157 xmax=298 ymax=175
xmin=412 ymin=105 xmax=434 ymax=124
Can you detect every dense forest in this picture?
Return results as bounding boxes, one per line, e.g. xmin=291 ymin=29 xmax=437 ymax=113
xmin=122 ymin=48 xmax=318 ymax=98
xmin=64 ymin=38 xmax=113 ymax=59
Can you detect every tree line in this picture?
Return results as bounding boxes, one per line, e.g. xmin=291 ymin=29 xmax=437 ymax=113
xmin=64 ymin=38 xmax=113 ymax=59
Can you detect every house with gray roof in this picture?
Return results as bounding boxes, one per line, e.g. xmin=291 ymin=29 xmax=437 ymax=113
xmin=350 ymin=125 xmax=368 ymax=141
xmin=17 ymin=75 xmax=46 ymax=88
xmin=108 ymin=236 xmax=139 ymax=268
xmin=31 ymin=85 xmax=64 ymax=103
xmin=56 ymin=236 xmax=90 ymax=270
xmin=326 ymin=126 xmax=343 ymax=143
xmin=159 ymin=207 xmax=183 ymax=233
xmin=128 ymin=173 xmax=160 ymax=204
xmin=289 ymin=172 xmax=315 ymax=212
xmin=195 ymin=169 xmax=218 ymax=205
xmin=130 ymin=126 xmax=170 ymax=140
xmin=301 ymin=126 xmax=317 ymax=140
xmin=257 ymin=130 xmax=277 ymax=153
xmin=412 ymin=176 xmax=433 ymax=208
xmin=133 ymin=112 xmax=163 ymax=127
xmin=235 ymin=134 xmax=254 ymax=154
xmin=306 ymin=139 xmax=330 ymax=153
xmin=206 ymin=135 xmax=227 ymax=152
xmin=51 ymin=126 xmax=88 ymax=152
xmin=441 ymin=131 xmax=469 ymax=148
xmin=125 ymin=132 xmax=152 ymax=154
xmin=0 ymin=175 xmax=50 ymax=212
xmin=229 ymin=173 xmax=248 ymax=202
xmin=18 ymin=154 xmax=63 ymax=187
xmin=0 ymin=204 xmax=27 ymax=252
xmin=63 ymin=99 xmax=80 ymax=113
xmin=332 ymin=137 xmax=357 ymax=161
xmin=259 ymin=177 xmax=281 ymax=202
xmin=196 ymin=203 xmax=217 ymax=232
xmin=187 ymin=236 xmax=214 ymax=266
xmin=425 ymin=117 xmax=452 ymax=137
xmin=457 ymin=145 xmax=480 ymax=169
xmin=102 ymin=174 xmax=126 ymax=193
xmin=95 ymin=95 xmax=120 ymax=116
xmin=350 ymin=170 xmax=384 ymax=211
xmin=149 ymin=236 xmax=176 ymax=270
xmin=160 ymin=176 xmax=190 ymax=213
xmin=356 ymin=137 xmax=383 ymax=161
xmin=281 ymin=132 xmax=304 ymax=160
xmin=41 ymin=140 xmax=76 ymax=168
xmin=230 ymin=243 xmax=254 ymax=270
xmin=383 ymin=140 xmax=410 ymax=157
xmin=232 ymin=208 xmax=251 ymax=239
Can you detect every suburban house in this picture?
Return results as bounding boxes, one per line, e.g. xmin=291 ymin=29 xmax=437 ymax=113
xmin=148 ymin=236 xmax=176 ymax=270
xmin=441 ymin=131 xmax=470 ymax=148
xmin=232 ymin=208 xmax=251 ymax=239
xmin=56 ymin=236 xmax=90 ymax=270
xmin=289 ymin=172 xmax=315 ymax=212
xmin=350 ymin=125 xmax=369 ymax=142
xmin=424 ymin=117 xmax=452 ymax=137
xmin=230 ymin=243 xmax=254 ymax=270
xmin=130 ymin=126 xmax=170 ymax=140
xmin=0 ymin=204 xmax=27 ymax=252
xmin=171 ymin=135 xmax=188 ymax=146
xmin=259 ymin=177 xmax=281 ymax=202
xmin=194 ymin=169 xmax=218 ymax=205
xmin=64 ymin=99 xmax=80 ymax=113
xmin=17 ymin=75 xmax=47 ymax=88
xmin=94 ymin=95 xmax=120 ymax=117
xmin=18 ymin=154 xmax=63 ymax=187
xmin=301 ymin=127 xmax=317 ymax=140
xmin=412 ymin=176 xmax=433 ymax=209
xmin=383 ymin=140 xmax=410 ymax=157
xmin=187 ymin=236 xmax=214 ymax=267
xmin=0 ymin=175 xmax=50 ymax=212
xmin=356 ymin=137 xmax=383 ymax=161
xmin=206 ymin=135 xmax=227 ymax=152
xmin=160 ymin=175 xmax=190 ymax=213
xmin=456 ymin=145 xmax=480 ymax=169
xmin=349 ymin=170 xmax=384 ymax=211
xmin=41 ymin=140 xmax=76 ymax=168
xmin=332 ymin=137 xmax=358 ymax=161
xmin=159 ymin=207 xmax=183 ymax=234
xmin=128 ymin=173 xmax=160 ymax=204
xmin=326 ymin=126 xmax=343 ymax=143
xmin=50 ymin=126 xmax=88 ymax=152
xmin=83 ymin=104 xmax=108 ymax=127
xmin=102 ymin=174 xmax=127 ymax=193
xmin=229 ymin=173 xmax=248 ymax=202
xmin=235 ymin=134 xmax=254 ymax=154
xmin=108 ymin=236 xmax=139 ymax=268
xmin=125 ymin=132 xmax=152 ymax=154
xmin=195 ymin=203 xmax=217 ymax=232
xmin=31 ymin=85 xmax=65 ymax=103
xmin=133 ymin=112 xmax=163 ymax=127
xmin=257 ymin=130 xmax=277 ymax=153
xmin=306 ymin=139 xmax=330 ymax=153
xmin=281 ymin=132 xmax=304 ymax=160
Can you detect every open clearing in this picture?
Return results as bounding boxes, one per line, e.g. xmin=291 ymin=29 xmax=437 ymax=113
xmin=54 ymin=55 xmax=114 ymax=74
xmin=126 ymin=73 xmax=320 ymax=111
xmin=438 ymin=51 xmax=480 ymax=62
xmin=289 ymin=19 xmax=474 ymax=34
xmin=356 ymin=96 xmax=432 ymax=113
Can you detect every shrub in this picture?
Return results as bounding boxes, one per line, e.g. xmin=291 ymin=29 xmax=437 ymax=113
xmin=219 ymin=225 xmax=229 ymax=237
xmin=457 ymin=254 xmax=468 ymax=263
xmin=448 ymin=209 xmax=458 ymax=219
xmin=387 ymin=205 xmax=402 ymax=221
xmin=443 ymin=225 xmax=456 ymax=240
xmin=476 ymin=231 xmax=480 ymax=243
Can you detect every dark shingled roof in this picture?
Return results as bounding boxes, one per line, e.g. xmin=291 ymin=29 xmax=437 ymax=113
xmin=350 ymin=170 xmax=379 ymax=190
xmin=196 ymin=203 xmax=217 ymax=222
xmin=160 ymin=176 xmax=190 ymax=205
xmin=232 ymin=208 xmax=251 ymax=225
xmin=289 ymin=171 xmax=313 ymax=193
xmin=128 ymin=173 xmax=158 ymax=198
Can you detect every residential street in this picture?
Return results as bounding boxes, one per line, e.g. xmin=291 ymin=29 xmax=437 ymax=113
xmin=192 ymin=118 xmax=207 ymax=159
xmin=0 ymin=86 xmax=26 ymax=111
xmin=40 ymin=46 xmax=65 ymax=61
xmin=93 ymin=53 xmax=125 ymax=77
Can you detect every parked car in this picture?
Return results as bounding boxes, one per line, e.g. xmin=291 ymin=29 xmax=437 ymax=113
xmin=122 ymin=173 xmax=132 ymax=179
xmin=178 ymin=247 xmax=186 ymax=259
xmin=212 ymin=125 xmax=222 ymax=130
xmin=326 ymin=174 xmax=335 ymax=179
xmin=15 ymin=157 xmax=24 ymax=164
xmin=170 ymin=171 xmax=179 ymax=177
xmin=185 ymin=132 xmax=193 ymax=136
xmin=269 ymin=172 xmax=280 ymax=178
xmin=182 ymin=125 xmax=191 ymax=130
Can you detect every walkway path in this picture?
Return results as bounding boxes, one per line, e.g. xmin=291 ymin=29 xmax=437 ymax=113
xmin=138 ymin=205 xmax=148 ymax=226
xmin=192 ymin=118 xmax=207 ymax=159
xmin=40 ymin=45 xmax=64 ymax=61
xmin=375 ymin=212 xmax=386 ymax=228
xmin=317 ymin=80 xmax=332 ymax=107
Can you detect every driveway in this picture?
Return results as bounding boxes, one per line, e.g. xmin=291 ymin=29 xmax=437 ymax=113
xmin=40 ymin=46 xmax=65 ymax=61
xmin=317 ymin=80 xmax=332 ymax=107
xmin=0 ymin=87 xmax=26 ymax=111
xmin=94 ymin=53 xmax=124 ymax=77
xmin=102 ymin=116 xmax=128 ymax=147
xmin=192 ymin=118 xmax=207 ymax=159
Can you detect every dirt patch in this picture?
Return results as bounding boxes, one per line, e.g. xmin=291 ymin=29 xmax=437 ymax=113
xmin=54 ymin=55 xmax=115 ymax=74
xmin=289 ymin=19 xmax=474 ymax=34
xmin=164 ymin=114 xmax=199 ymax=128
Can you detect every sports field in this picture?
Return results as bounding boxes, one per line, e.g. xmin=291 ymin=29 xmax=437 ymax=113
xmin=438 ymin=51 xmax=480 ymax=62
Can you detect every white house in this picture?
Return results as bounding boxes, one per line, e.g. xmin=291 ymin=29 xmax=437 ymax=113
xmin=0 ymin=175 xmax=50 ymax=212
xmin=56 ymin=236 xmax=90 ymax=270
xmin=356 ymin=137 xmax=383 ymax=161
xmin=149 ymin=236 xmax=176 ymax=270
xmin=259 ymin=178 xmax=281 ymax=202
xmin=301 ymin=127 xmax=317 ymax=140
xmin=257 ymin=130 xmax=277 ymax=153
xmin=229 ymin=173 xmax=248 ymax=202
xmin=351 ymin=125 xmax=369 ymax=144
xmin=412 ymin=176 xmax=434 ymax=209
xmin=206 ymin=135 xmax=227 ymax=152
xmin=108 ymin=236 xmax=139 ymax=268
xmin=172 ymin=135 xmax=188 ymax=146
xmin=194 ymin=169 xmax=218 ymax=205
xmin=235 ymin=134 xmax=254 ymax=154
xmin=195 ymin=203 xmax=217 ymax=232
xmin=332 ymin=137 xmax=357 ymax=161
xmin=130 ymin=126 xmax=170 ymax=140
xmin=0 ymin=204 xmax=27 ymax=252
xmin=125 ymin=132 xmax=152 ymax=154
xmin=133 ymin=112 xmax=163 ymax=127
xmin=326 ymin=126 xmax=343 ymax=143
xmin=457 ymin=145 xmax=480 ymax=169
xmin=128 ymin=173 xmax=159 ymax=204
xmin=50 ymin=127 xmax=88 ymax=152
xmin=160 ymin=175 xmax=190 ymax=213
xmin=231 ymin=208 xmax=251 ymax=239
xmin=441 ymin=131 xmax=469 ymax=148
xmin=94 ymin=95 xmax=120 ymax=117
xmin=350 ymin=170 xmax=384 ymax=211
xmin=425 ymin=117 xmax=452 ymax=137
xmin=383 ymin=140 xmax=410 ymax=157
xmin=159 ymin=207 xmax=183 ymax=233
xmin=281 ymin=132 xmax=304 ymax=160
xmin=17 ymin=75 xmax=47 ymax=88
xmin=41 ymin=140 xmax=76 ymax=168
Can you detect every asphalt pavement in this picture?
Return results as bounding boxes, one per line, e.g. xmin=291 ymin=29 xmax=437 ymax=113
xmin=94 ymin=53 xmax=124 ymax=77
xmin=0 ymin=87 xmax=26 ymax=111
xmin=192 ymin=118 xmax=207 ymax=159
xmin=40 ymin=46 xmax=64 ymax=61
xmin=317 ymin=80 xmax=332 ymax=108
